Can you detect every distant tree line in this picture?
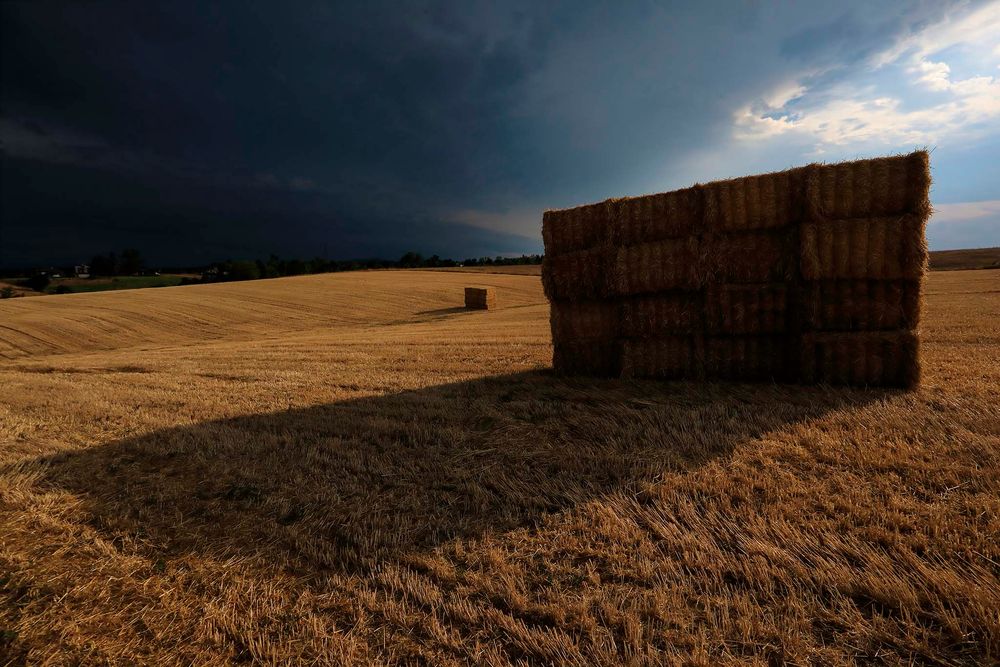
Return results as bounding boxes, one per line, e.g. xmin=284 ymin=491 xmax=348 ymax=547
xmin=89 ymin=248 xmax=145 ymax=276
xmin=189 ymin=252 xmax=543 ymax=284
xmin=1 ymin=250 xmax=543 ymax=293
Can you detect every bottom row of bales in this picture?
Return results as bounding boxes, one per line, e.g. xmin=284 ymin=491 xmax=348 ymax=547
xmin=553 ymin=330 xmax=919 ymax=388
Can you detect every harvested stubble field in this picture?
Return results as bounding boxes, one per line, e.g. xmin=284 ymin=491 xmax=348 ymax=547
xmin=0 ymin=269 xmax=998 ymax=665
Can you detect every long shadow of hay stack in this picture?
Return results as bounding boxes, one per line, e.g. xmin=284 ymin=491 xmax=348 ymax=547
xmin=543 ymin=151 xmax=930 ymax=387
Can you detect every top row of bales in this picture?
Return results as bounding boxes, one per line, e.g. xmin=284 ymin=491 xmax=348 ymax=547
xmin=543 ymin=152 xmax=930 ymax=258
xmin=543 ymin=152 xmax=930 ymax=302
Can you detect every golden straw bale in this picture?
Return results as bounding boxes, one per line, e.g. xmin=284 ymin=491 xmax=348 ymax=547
xmin=542 ymin=200 xmax=613 ymax=257
xmin=799 ymin=330 xmax=919 ymax=387
xmin=549 ymin=301 xmax=619 ymax=342
xmin=613 ymin=187 xmax=700 ymax=246
xmin=705 ymin=283 xmax=788 ymax=334
xmin=552 ymin=340 xmax=622 ymax=377
xmin=464 ymin=287 xmax=496 ymax=310
xmin=610 ymin=236 xmax=700 ymax=296
xmin=800 ymin=216 xmax=926 ymax=280
xmin=702 ymin=167 xmax=806 ymax=231
xmin=620 ymin=336 xmax=704 ymax=380
xmin=699 ymin=231 xmax=792 ymax=285
xmin=806 ymin=151 xmax=930 ymax=220
xmin=620 ymin=292 xmax=703 ymax=337
xmin=704 ymin=336 xmax=790 ymax=380
xmin=801 ymin=280 xmax=921 ymax=331
xmin=542 ymin=247 xmax=611 ymax=301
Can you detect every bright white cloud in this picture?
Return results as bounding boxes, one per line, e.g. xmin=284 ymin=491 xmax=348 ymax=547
xmin=915 ymin=60 xmax=952 ymax=91
xmin=872 ymin=1 xmax=1000 ymax=67
xmin=735 ymin=1 xmax=1000 ymax=151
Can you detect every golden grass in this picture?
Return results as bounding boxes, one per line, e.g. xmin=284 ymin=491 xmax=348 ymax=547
xmin=1 ymin=269 xmax=998 ymax=665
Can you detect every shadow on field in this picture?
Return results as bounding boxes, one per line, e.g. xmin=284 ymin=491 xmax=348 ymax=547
xmin=32 ymin=372 xmax=889 ymax=574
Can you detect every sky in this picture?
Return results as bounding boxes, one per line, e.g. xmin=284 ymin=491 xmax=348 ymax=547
xmin=1 ymin=0 xmax=999 ymax=268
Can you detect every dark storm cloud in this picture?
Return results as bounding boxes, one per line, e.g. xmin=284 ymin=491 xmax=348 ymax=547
xmin=0 ymin=0 xmax=973 ymax=267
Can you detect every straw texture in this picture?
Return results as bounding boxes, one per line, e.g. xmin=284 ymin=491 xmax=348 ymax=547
xmin=800 ymin=331 xmax=920 ymax=388
xmin=620 ymin=293 xmax=703 ymax=337
xmin=703 ymin=167 xmax=806 ymax=231
xmin=620 ymin=337 xmax=703 ymax=379
xmin=705 ymin=284 xmax=789 ymax=335
xmin=704 ymin=336 xmax=791 ymax=380
xmin=550 ymin=301 xmax=619 ymax=341
xmin=542 ymin=247 xmax=610 ymax=301
xmin=613 ymin=187 xmax=701 ymax=246
xmin=542 ymin=150 xmax=930 ymax=386
xmin=552 ymin=340 xmax=622 ymax=377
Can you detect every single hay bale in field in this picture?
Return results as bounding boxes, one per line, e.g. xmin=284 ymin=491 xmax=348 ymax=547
xmin=702 ymin=167 xmax=807 ymax=231
xmin=542 ymin=200 xmax=613 ymax=257
xmin=464 ymin=287 xmax=496 ymax=310
xmin=542 ymin=247 xmax=611 ymax=301
xmin=799 ymin=330 xmax=919 ymax=387
xmin=704 ymin=336 xmax=791 ymax=380
xmin=801 ymin=280 xmax=921 ymax=331
xmin=610 ymin=236 xmax=700 ymax=296
xmin=620 ymin=292 xmax=703 ymax=337
xmin=805 ymin=151 xmax=931 ymax=220
xmin=552 ymin=340 xmax=623 ymax=377
xmin=550 ymin=301 xmax=619 ymax=342
xmin=800 ymin=215 xmax=927 ymax=280
xmin=705 ymin=283 xmax=789 ymax=334
xmin=612 ymin=187 xmax=701 ymax=246
xmin=620 ymin=336 xmax=704 ymax=379
xmin=698 ymin=230 xmax=794 ymax=285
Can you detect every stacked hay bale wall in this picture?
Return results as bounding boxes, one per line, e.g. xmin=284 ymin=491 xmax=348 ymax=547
xmin=464 ymin=287 xmax=497 ymax=310
xmin=543 ymin=151 xmax=930 ymax=387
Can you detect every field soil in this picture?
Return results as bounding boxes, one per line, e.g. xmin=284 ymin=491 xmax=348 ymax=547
xmin=1 ymin=269 xmax=998 ymax=665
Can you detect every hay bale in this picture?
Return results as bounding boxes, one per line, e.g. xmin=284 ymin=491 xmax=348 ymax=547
xmin=620 ymin=292 xmax=703 ymax=337
xmin=542 ymin=247 xmax=610 ymax=301
xmin=464 ymin=287 xmax=497 ymax=310
xmin=542 ymin=200 xmax=613 ymax=257
xmin=550 ymin=301 xmax=619 ymax=342
xmin=801 ymin=280 xmax=920 ymax=331
xmin=553 ymin=340 xmax=622 ymax=377
xmin=805 ymin=151 xmax=931 ymax=220
xmin=705 ymin=283 xmax=788 ymax=334
xmin=704 ymin=336 xmax=791 ymax=380
xmin=799 ymin=330 xmax=919 ymax=387
xmin=610 ymin=237 xmax=700 ymax=296
xmin=612 ymin=187 xmax=700 ymax=246
xmin=539 ymin=150 xmax=929 ymax=387
xmin=620 ymin=336 xmax=703 ymax=379
xmin=699 ymin=230 xmax=793 ymax=285
xmin=702 ymin=167 xmax=806 ymax=231
xmin=800 ymin=216 xmax=926 ymax=280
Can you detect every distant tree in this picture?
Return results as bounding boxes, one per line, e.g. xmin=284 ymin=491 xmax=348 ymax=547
xmin=398 ymin=251 xmax=423 ymax=268
xmin=90 ymin=252 xmax=117 ymax=276
xmin=228 ymin=260 xmax=260 ymax=281
xmin=119 ymin=248 xmax=144 ymax=275
xmin=284 ymin=259 xmax=307 ymax=276
xmin=0 ymin=286 xmax=14 ymax=299
xmin=24 ymin=274 xmax=50 ymax=292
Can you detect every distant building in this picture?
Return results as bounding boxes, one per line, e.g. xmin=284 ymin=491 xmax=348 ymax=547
xmin=74 ymin=264 xmax=90 ymax=278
